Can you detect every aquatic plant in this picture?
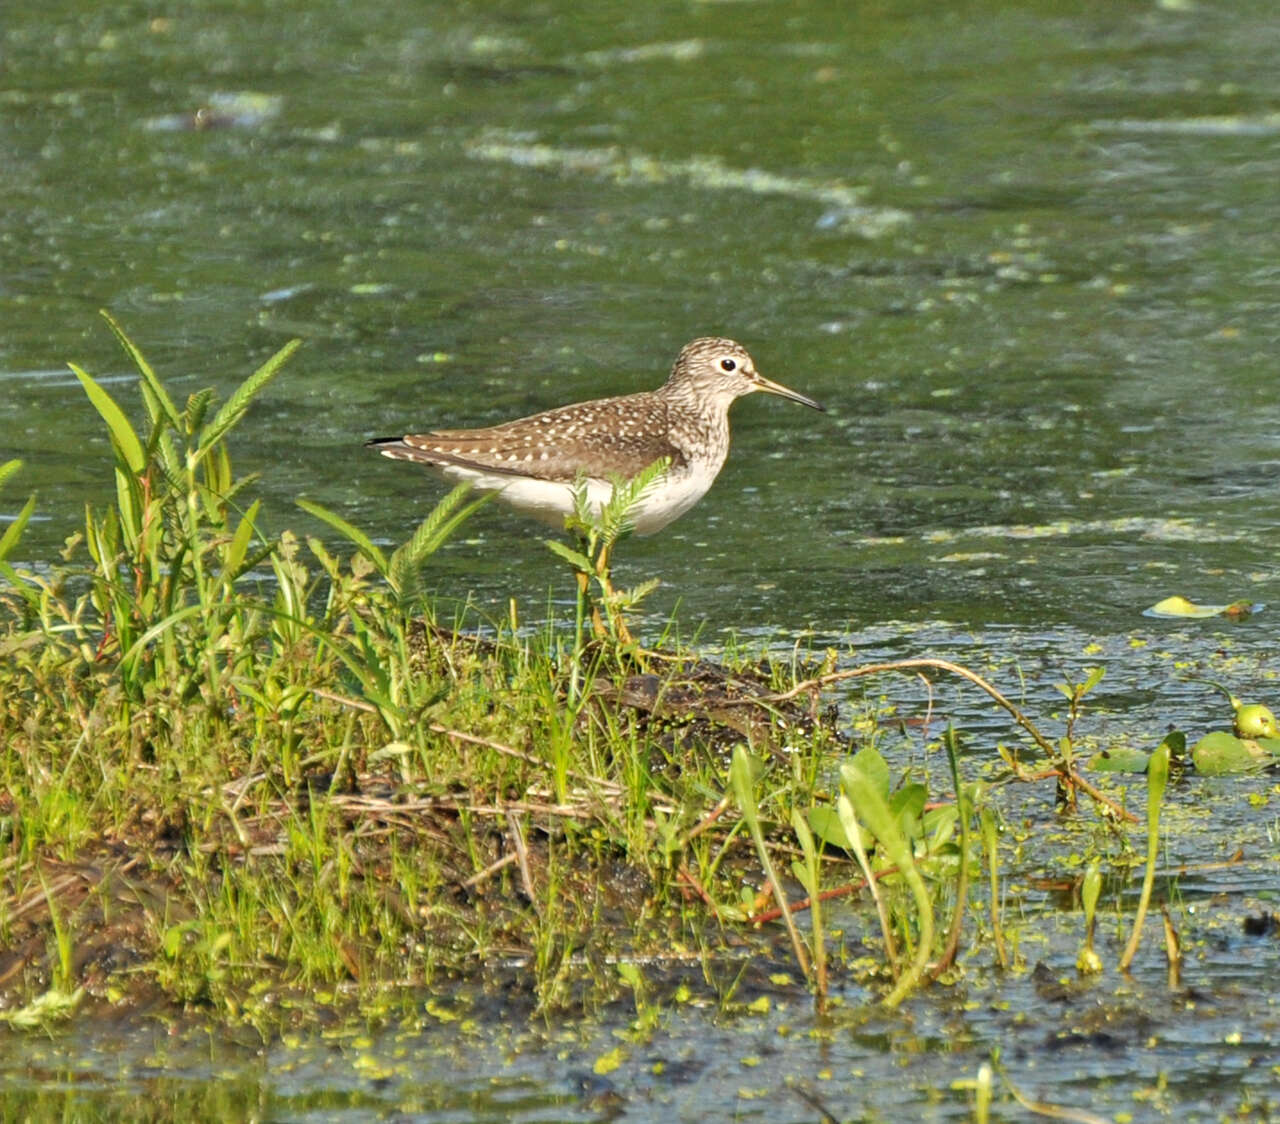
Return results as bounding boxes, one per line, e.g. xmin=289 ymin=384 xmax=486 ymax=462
xmin=1119 ymin=737 xmax=1170 ymax=971
xmin=544 ymin=458 xmax=668 ymax=649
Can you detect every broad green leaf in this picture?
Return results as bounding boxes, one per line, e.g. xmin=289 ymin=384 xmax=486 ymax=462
xmin=71 ymin=363 xmax=146 ymax=474
xmin=1191 ymin=731 xmax=1265 ymax=775
xmin=1254 ymin=737 xmax=1280 ymax=758
xmin=849 ymin=746 xmax=890 ymax=803
xmin=1087 ymin=746 xmax=1151 ymax=773
xmin=922 ymin=803 xmax=958 ymax=848
xmin=889 ymin=781 xmax=927 ymax=835
xmin=808 ymin=803 xmax=873 ymax=853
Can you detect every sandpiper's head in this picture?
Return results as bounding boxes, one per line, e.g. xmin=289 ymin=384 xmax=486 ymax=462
xmin=668 ymin=337 xmax=825 ymax=412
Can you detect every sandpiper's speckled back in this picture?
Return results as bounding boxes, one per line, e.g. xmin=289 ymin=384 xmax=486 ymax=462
xmin=367 ymin=337 xmax=823 ymax=534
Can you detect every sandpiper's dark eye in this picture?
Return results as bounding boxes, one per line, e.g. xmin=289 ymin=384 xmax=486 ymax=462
xmin=720 ymin=358 xmax=737 ymax=372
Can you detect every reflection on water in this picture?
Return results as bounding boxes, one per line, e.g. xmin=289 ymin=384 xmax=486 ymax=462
xmin=3 ymin=0 xmax=1280 ymax=1116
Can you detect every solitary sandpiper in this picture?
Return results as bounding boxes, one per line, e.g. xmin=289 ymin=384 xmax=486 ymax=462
xmin=367 ymin=336 xmax=824 ymax=532
xmin=368 ymin=337 xmax=824 ymax=640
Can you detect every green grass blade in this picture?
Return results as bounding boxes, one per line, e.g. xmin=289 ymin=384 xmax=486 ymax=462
xmin=0 ymin=494 xmax=37 ymax=563
xmin=119 ymin=603 xmax=206 ymax=681
xmin=1119 ymin=738 xmax=1171 ymax=971
xmin=0 ymin=459 xmax=22 ymax=491
xmin=70 ymin=363 xmax=147 ymax=474
xmin=100 ymin=309 xmax=183 ymax=431
xmin=0 ymin=558 xmax=39 ymax=604
xmin=296 ymin=498 xmax=388 ymax=577
xmin=221 ymin=498 xmax=262 ymax=582
xmin=730 ymin=746 xmax=811 ymax=980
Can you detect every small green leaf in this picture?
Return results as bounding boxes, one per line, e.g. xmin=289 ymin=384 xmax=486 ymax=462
xmin=1080 ymin=860 xmax=1102 ymax=924
xmin=544 ymin=539 xmax=594 ymax=572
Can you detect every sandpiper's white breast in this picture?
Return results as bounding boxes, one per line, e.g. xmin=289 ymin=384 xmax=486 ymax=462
xmin=433 ymin=459 xmax=721 ymax=535
xmin=626 ymin=459 xmax=721 ymax=534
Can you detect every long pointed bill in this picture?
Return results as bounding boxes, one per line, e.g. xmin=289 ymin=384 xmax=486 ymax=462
xmin=752 ymin=373 xmax=825 ymax=412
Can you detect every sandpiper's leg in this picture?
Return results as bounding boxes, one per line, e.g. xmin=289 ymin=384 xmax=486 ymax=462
xmin=596 ymin=541 xmax=633 ymax=645
xmin=575 ymin=567 xmax=609 ymax=639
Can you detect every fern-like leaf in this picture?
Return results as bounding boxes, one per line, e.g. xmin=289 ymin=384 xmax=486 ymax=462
xmin=199 ymin=338 xmax=302 ymax=456
xmin=387 ymin=484 xmax=491 ymax=602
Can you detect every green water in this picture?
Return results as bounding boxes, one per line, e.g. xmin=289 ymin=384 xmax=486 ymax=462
xmin=4 ymin=0 xmax=1280 ymax=1117
xmin=6 ymin=0 xmax=1278 ymax=633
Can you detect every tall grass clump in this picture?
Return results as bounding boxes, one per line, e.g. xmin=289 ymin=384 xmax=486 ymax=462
xmin=0 ymin=315 xmax=510 ymax=1011
xmin=0 ymin=316 xmax=861 ymax=1020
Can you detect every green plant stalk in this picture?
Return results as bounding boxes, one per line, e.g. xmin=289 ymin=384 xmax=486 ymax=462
xmin=730 ymin=746 xmax=810 ymax=981
xmin=835 ymin=792 xmax=899 ymax=977
xmin=39 ymin=870 xmax=74 ymax=993
xmin=790 ymin=808 xmax=827 ymax=1003
xmin=975 ymin=1063 xmax=992 ymax=1124
xmin=1077 ymin=858 xmax=1103 ymax=975
xmin=841 ymin=761 xmax=934 ymax=1008
xmin=979 ymin=808 xmax=1008 ymax=970
xmin=1119 ymin=740 xmax=1170 ymax=971
xmin=1054 ymin=666 xmax=1104 ymax=811
xmin=932 ymin=726 xmax=971 ymax=977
